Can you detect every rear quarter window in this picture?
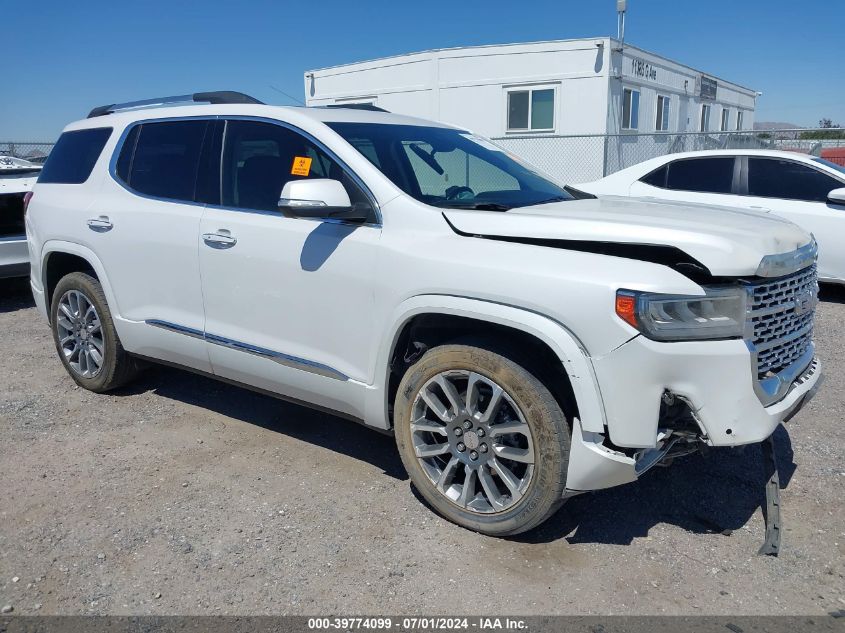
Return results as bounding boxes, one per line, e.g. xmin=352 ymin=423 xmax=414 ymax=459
xmin=38 ymin=128 xmax=112 ymax=184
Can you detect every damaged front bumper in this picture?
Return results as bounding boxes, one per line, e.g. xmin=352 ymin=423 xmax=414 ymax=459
xmin=564 ymin=335 xmax=822 ymax=493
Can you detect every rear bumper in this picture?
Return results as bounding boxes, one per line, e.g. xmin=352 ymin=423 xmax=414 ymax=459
xmin=0 ymin=236 xmax=28 ymax=279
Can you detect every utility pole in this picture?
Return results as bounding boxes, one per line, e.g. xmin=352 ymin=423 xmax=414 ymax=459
xmin=617 ymin=0 xmax=627 ymax=47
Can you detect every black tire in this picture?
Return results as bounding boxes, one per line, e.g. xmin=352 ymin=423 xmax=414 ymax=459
xmin=50 ymin=272 xmax=139 ymax=392
xmin=394 ymin=344 xmax=570 ymax=536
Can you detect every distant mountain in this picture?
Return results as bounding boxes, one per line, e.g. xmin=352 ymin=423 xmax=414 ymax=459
xmin=755 ymin=121 xmax=803 ymax=131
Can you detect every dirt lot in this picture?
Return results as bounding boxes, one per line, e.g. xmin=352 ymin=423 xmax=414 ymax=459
xmin=0 ymin=277 xmax=843 ymax=616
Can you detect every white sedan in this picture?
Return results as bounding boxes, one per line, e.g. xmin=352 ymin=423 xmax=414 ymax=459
xmin=575 ymin=149 xmax=845 ymax=284
xmin=1 ymin=156 xmax=42 ymax=278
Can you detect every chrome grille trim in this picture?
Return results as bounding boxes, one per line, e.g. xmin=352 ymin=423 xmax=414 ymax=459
xmin=744 ymin=264 xmax=818 ymax=406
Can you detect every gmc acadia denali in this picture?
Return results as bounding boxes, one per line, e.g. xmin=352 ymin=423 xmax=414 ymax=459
xmin=26 ymin=92 xmax=822 ymax=535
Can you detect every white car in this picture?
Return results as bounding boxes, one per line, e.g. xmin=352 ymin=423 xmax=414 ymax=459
xmin=26 ymin=92 xmax=821 ymax=536
xmin=0 ymin=156 xmax=41 ymax=278
xmin=575 ymin=149 xmax=845 ymax=284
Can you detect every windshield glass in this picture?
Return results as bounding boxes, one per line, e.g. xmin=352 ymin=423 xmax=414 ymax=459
xmin=811 ymin=157 xmax=845 ymax=176
xmin=326 ymin=122 xmax=571 ymax=210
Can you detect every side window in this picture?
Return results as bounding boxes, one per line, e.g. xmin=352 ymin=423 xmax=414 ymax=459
xmin=119 ymin=120 xmax=209 ymax=201
xmin=748 ymin=158 xmax=843 ymax=203
xmin=622 ymin=88 xmax=640 ymax=130
xmin=38 ymin=128 xmax=112 ymax=184
xmin=665 ymin=157 xmax=735 ymax=194
xmin=221 ymin=120 xmax=373 ymax=216
xmin=640 ymin=164 xmax=668 ymax=188
xmin=700 ymin=104 xmax=711 ymax=132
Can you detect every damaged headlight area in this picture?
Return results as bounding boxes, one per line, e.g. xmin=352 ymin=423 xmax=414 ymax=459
xmin=615 ymin=286 xmax=746 ymax=341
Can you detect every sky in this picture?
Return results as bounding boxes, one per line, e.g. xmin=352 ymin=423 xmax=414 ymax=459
xmin=2 ymin=0 xmax=843 ymax=140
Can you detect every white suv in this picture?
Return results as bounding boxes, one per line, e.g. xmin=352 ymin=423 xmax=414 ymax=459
xmin=26 ymin=92 xmax=822 ymax=535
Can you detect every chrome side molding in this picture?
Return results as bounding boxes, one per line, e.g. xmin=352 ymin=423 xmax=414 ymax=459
xmin=145 ymin=320 xmax=348 ymax=381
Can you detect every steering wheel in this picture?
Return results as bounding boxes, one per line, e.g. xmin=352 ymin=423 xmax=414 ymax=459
xmin=445 ymin=185 xmax=475 ymax=200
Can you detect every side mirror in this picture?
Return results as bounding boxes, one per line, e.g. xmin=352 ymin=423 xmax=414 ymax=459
xmin=278 ymin=179 xmax=368 ymax=222
xmin=828 ymin=187 xmax=845 ymax=206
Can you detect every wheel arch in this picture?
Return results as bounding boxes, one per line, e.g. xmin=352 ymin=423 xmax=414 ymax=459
xmin=41 ymin=241 xmax=118 ymax=323
xmin=370 ymin=296 xmax=606 ymax=435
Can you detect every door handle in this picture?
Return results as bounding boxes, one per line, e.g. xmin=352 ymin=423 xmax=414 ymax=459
xmin=750 ymin=206 xmax=772 ymax=212
xmin=87 ymin=216 xmax=113 ymax=232
xmin=202 ymin=232 xmax=237 ymax=249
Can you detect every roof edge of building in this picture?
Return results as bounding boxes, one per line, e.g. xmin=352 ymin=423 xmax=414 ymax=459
xmin=305 ymin=36 xmax=609 ymax=74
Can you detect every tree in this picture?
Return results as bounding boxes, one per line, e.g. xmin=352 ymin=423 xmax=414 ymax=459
xmin=800 ymin=118 xmax=845 ymax=139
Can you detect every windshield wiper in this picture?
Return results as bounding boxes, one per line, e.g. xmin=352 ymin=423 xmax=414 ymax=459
xmin=432 ymin=201 xmax=512 ymax=211
xmin=521 ymin=195 xmax=572 ymax=206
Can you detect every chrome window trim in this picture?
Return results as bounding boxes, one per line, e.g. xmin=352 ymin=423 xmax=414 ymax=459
xmin=107 ymin=114 xmax=383 ymax=227
xmin=145 ymin=319 xmax=348 ymax=381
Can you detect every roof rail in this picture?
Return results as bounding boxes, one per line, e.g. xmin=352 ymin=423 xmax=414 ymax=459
xmin=322 ymin=103 xmax=389 ymax=113
xmin=87 ymin=91 xmax=264 ymax=118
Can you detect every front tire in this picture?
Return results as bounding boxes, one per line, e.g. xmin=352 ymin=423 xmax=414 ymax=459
xmin=394 ymin=344 xmax=570 ymax=536
xmin=50 ymin=272 xmax=139 ymax=392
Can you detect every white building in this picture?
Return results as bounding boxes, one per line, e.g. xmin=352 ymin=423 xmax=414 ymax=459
xmin=304 ymin=38 xmax=759 ymax=182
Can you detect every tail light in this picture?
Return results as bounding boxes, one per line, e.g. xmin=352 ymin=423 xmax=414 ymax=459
xmin=23 ymin=191 xmax=33 ymax=216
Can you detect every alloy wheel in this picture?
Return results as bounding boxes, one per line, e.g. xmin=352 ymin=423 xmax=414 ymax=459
xmin=56 ymin=290 xmax=105 ymax=379
xmin=410 ymin=370 xmax=535 ymax=514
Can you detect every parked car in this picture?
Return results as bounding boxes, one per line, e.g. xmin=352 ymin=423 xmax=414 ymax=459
xmin=26 ymin=93 xmax=822 ymax=535
xmin=0 ymin=156 xmax=41 ymax=278
xmin=574 ymin=150 xmax=845 ymax=284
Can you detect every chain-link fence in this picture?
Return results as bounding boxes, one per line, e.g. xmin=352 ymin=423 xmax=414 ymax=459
xmin=3 ymin=128 xmax=845 ymax=183
xmin=0 ymin=142 xmax=55 ymax=164
xmin=492 ymin=129 xmax=845 ymax=186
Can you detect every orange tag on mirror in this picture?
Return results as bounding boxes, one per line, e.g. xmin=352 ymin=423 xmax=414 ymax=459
xmin=291 ymin=156 xmax=312 ymax=176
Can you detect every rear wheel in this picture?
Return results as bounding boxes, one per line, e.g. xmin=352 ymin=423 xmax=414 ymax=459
xmin=394 ymin=344 xmax=570 ymax=536
xmin=50 ymin=272 xmax=139 ymax=392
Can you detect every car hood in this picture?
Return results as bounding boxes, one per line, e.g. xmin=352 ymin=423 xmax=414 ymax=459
xmin=442 ymin=195 xmax=813 ymax=278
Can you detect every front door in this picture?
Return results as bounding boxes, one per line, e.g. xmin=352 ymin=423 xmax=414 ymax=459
xmin=197 ymin=119 xmax=381 ymax=418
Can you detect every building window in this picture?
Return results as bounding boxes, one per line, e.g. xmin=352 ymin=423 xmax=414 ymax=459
xmin=736 ymin=110 xmax=744 ymax=131
xmin=655 ymin=95 xmax=671 ymax=131
xmin=622 ymin=88 xmax=640 ymax=130
xmin=721 ymin=108 xmax=730 ymax=131
xmin=700 ymin=104 xmax=711 ymax=132
xmin=506 ymin=88 xmax=555 ymax=132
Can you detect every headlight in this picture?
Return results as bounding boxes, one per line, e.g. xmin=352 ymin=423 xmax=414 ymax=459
xmin=615 ymin=287 xmax=746 ymax=341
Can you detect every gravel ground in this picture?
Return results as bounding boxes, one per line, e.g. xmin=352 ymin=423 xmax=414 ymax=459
xmin=0 ymin=277 xmax=843 ymax=616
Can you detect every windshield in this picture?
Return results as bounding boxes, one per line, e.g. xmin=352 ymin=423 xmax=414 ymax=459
xmin=326 ymin=122 xmax=571 ymax=210
xmin=811 ymin=157 xmax=845 ymax=176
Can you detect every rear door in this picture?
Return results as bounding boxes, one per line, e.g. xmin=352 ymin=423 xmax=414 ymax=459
xmin=740 ymin=156 xmax=845 ymax=281
xmin=85 ymin=119 xmax=218 ymax=371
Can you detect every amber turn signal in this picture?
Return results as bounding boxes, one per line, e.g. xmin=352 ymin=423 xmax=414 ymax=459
xmin=615 ymin=292 xmax=638 ymax=329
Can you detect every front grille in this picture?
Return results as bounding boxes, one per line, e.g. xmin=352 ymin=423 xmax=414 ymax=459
xmin=747 ymin=265 xmax=817 ymax=379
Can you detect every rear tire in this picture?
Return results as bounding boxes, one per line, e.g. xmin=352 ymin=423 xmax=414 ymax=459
xmin=50 ymin=272 xmax=139 ymax=392
xmin=394 ymin=344 xmax=570 ymax=536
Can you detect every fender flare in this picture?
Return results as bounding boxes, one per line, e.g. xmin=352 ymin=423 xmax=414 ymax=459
xmin=366 ymin=294 xmax=607 ymax=433
xmin=40 ymin=240 xmax=121 ymax=319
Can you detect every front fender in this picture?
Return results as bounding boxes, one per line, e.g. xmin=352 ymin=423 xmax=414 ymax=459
xmin=364 ymin=294 xmax=607 ymax=434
